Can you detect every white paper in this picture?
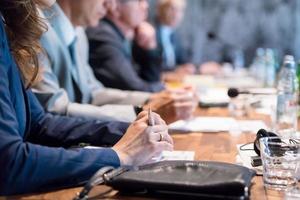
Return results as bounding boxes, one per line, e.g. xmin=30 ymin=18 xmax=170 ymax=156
xmin=169 ymin=117 xmax=239 ymax=132
xmin=216 ymin=76 xmax=263 ymax=88
xmin=169 ymin=117 xmax=268 ymax=133
xmin=184 ymin=75 xmax=215 ymax=88
xmin=237 ymin=120 xmax=267 ymax=133
xmin=199 ymin=88 xmax=230 ymax=104
xmin=152 ymin=151 xmax=195 ymax=162
xmin=236 ymin=144 xmax=263 ymax=175
xmin=248 ymin=88 xmax=276 ymax=95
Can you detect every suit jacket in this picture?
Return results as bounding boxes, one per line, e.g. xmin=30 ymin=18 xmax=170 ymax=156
xmin=133 ymin=24 xmax=189 ymax=82
xmin=87 ymin=18 xmax=165 ymax=92
xmin=0 ymin=18 xmax=129 ymax=195
xmin=33 ymin=4 xmax=150 ymax=123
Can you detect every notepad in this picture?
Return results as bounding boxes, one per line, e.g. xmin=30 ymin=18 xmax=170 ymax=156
xmin=169 ymin=117 xmax=268 ymax=133
xmin=198 ymin=88 xmax=230 ymax=107
xmin=238 ymin=120 xmax=267 ymax=133
xmin=169 ymin=117 xmax=239 ymax=132
xmin=236 ymin=144 xmax=262 ymax=175
xmin=152 ymin=151 xmax=195 ymax=163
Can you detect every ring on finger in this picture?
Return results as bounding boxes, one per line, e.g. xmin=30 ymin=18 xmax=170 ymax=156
xmin=159 ymin=133 xmax=164 ymax=142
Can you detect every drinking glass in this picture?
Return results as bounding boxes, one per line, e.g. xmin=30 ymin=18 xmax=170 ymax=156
xmin=260 ymin=137 xmax=300 ymax=191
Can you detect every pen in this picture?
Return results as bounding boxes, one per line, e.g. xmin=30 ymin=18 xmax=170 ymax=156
xmin=148 ymin=107 xmax=155 ymax=126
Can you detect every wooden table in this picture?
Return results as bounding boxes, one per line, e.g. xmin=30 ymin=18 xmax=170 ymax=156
xmin=6 ymin=108 xmax=286 ymax=200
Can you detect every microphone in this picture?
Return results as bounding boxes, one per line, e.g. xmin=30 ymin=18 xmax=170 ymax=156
xmin=207 ymin=32 xmax=217 ymax=40
xmin=227 ymin=88 xmax=245 ymax=98
xmin=227 ymin=88 xmax=276 ymax=98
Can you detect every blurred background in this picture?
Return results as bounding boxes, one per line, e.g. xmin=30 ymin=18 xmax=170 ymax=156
xmin=149 ymin=0 xmax=300 ymax=66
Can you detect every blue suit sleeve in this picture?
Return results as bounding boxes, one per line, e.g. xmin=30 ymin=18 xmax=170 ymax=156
xmin=0 ymin=20 xmax=128 ymax=195
xmin=27 ymin=90 xmax=129 ymax=148
xmin=0 ymin=63 xmax=126 ymax=195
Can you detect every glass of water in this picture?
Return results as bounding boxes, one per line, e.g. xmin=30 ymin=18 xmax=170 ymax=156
xmin=228 ymin=95 xmax=250 ymax=118
xmin=260 ymin=137 xmax=300 ymax=191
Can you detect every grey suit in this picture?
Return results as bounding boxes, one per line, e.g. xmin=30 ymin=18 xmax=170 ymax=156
xmin=33 ymin=4 xmax=150 ymax=122
xmin=87 ymin=18 xmax=165 ymax=92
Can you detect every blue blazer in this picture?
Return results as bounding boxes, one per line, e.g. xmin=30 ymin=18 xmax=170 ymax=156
xmin=0 ymin=19 xmax=129 ymax=195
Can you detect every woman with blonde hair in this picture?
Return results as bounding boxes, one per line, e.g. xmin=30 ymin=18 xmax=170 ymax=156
xmin=0 ymin=0 xmax=173 ymax=195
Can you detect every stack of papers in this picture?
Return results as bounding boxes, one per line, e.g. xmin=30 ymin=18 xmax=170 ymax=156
xmin=216 ymin=76 xmax=263 ymax=88
xmin=84 ymin=146 xmax=195 ymax=163
xmin=198 ymin=88 xmax=230 ymax=106
xmin=238 ymin=120 xmax=268 ymax=132
xmin=169 ymin=117 xmax=267 ymax=133
xmin=236 ymin=144 xmax=262 ymax=175
xmin=152 ymin=151 xmax=195 ymax=163
xmin=184 ymin=75 xmax=215 ymax=88
xmin=169 ymin=117 xmax=237 ymax=132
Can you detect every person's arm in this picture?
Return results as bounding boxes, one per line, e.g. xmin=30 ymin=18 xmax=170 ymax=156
xmin=132 ymin=42 xmax=163 ymax=83
xmin=27 ymin=90 xmax=129 ymax=148
xmin=75 ymin=27 xmax=152 ymax=107
xmin=0 ymin=65 xmax=123 ymax=195
xmin=92 ymin=88 xmax=150 ymax=106
xmin=33 ymin=53 xmax=136 ymax=122
xmin=131 ymin=22 xmax=163 ymax=83
xmin=89 ymin=40 xmax=164 ymax=93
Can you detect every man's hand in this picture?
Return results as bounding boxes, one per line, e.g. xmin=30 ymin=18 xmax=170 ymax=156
xmin=162 ymin=63 xmax=196 ymax=82
xmin=176 ymin=63 xmax=196 ymax=75
xmin=199 ymin=62 xmax=221 ymax=75
xmin=145 ymin=87 xmax=198 ymax=124
xmin=135 ymin=22 xmax=157 ymax=50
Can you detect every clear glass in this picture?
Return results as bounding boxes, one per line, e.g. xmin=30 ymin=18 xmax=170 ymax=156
xmin=260 ymin=137 xmax=300 ymax=191
xmin=228 ymin=95 xmax=250 ymax=118
xmin=276 ymin=57 xmax=299 ymax=138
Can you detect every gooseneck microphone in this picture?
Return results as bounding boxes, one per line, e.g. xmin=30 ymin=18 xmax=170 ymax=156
xmin=227 ymin=88 xmax=246 ymax=98
xmin=227 ymin=88 xmax=276 ymax=98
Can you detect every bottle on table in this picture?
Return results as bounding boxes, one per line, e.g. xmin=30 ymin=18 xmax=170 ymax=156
xmin=264 ymin=49 xmax=277 ymax=87
xmin=297 ymin=60 xmax=300 ymax=116
xmin=250 ymin=48 xmax=265 ymax=81
xmin=276 ymin=55 xmax=299 ymax=138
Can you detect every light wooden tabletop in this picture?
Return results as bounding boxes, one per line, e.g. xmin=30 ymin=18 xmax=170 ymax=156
xmin=6 ymin=108 xmax=287 ymax=200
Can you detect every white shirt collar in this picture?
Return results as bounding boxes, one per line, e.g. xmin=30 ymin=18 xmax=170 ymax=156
xmin=44 ymin=3 xmax=76 ymax=47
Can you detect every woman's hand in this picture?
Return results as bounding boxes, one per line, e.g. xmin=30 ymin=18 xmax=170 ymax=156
xmin=113 ymin=111 xmax=173 ymax=166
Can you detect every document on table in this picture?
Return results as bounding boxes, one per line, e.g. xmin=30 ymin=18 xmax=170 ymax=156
xmin=169 ymin=117 xmax=238 ymax=132
xmin=152 ymin=151 xmax=195 ymax=163
xmin=184 ymin=75 xmax=216 ymax=88
xmin=198 ymin=88 xmax=230 ymax=106
xmin=84 ymin=146 xmax=195 ymax=163
xmin=236 ymin=144 xmax=262 ymax=175
xmin=238 ymin=120 xmax=268 ymax=133
xmin=169 ymin=117 xmax=267 ymax=133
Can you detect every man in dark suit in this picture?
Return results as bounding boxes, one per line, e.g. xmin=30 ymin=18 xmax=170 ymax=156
xmin=135 ymin=0 xmax=222 ymax=82
xmin=87 ymin=0 xmax=165 ymax=92
xmin=133 ymin=0 xmax=196 ymax=83
xmin=87 ymin=0 xmax=198 ymax=124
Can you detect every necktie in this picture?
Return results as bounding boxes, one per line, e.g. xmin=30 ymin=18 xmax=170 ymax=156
xmin=68 ymin=38 xmax=80 ymax=83
xmin=68 ymin=38 xmax=91 ymax=103
xmin=161 ymin=29 xmax=176 ymax=69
